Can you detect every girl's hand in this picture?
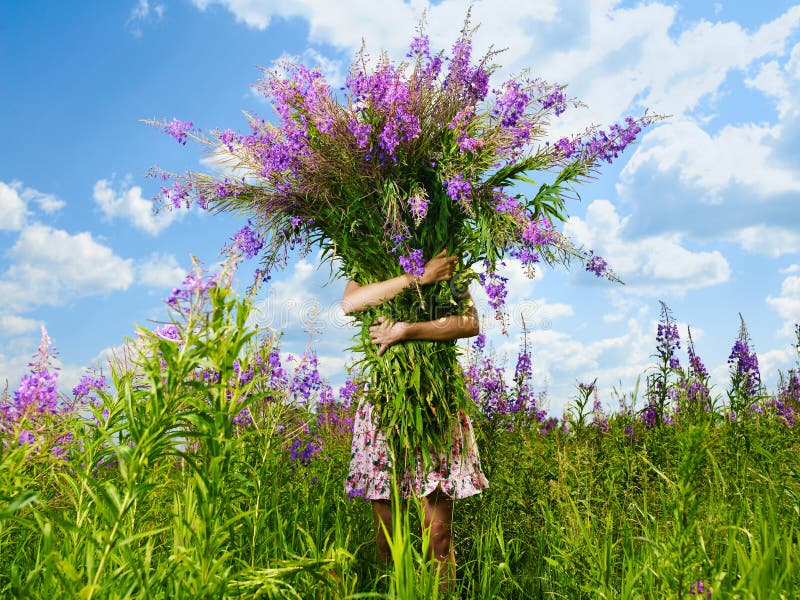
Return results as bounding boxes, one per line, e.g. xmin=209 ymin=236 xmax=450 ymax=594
xmin=419 ymin=248 xmax=458 ymax=286
xmin=369 ymin=316 xmax=411 ymax=356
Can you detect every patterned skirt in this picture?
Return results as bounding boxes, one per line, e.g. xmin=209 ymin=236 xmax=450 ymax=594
xmin=344 ymin=400 xmax=489 ymax=501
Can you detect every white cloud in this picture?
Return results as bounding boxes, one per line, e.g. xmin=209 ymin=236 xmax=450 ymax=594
xmin=781 ymin=264 xmax=800 ymax=274
xmin=0 ymin=181 xmax=27 ymax=231
xmin=729 ymin=226 xmax=800 ymax=258
xmin=137 ymin=253 xmax=186 ymax=288
xmin=766 ymin=273 xmax=800 ymax=337
xmin=0 ymin=181 xmax=64 ymax=231
xmin=0 ymin=224 xmax=134 ymax=312
xmin=564 ymin=199 xmax=731 ymax=295
xmin=126 ymin=0 xmax=165 ymax=38
xmin=0 ymin=314 xmax=42 ymax=336
xmin=93 ymin=178 xmax=179 ymax=235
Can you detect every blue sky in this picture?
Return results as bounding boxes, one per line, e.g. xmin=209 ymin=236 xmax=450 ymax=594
xmin=2 ymin=0 xmax=799 ymax=415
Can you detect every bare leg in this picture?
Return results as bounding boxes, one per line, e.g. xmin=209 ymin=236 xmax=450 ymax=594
xmin=372 ymin=499 xmax=393 ymax=564
xmin=423 ymin=488 xmax=455 ymax=588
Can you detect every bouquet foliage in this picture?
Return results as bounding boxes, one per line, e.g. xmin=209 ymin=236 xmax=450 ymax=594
xmin=150 ymin=18 xmax=653 ymax=466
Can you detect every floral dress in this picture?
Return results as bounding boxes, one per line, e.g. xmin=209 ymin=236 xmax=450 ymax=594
xmin=344 ymin=399 xmax=489 ymax=500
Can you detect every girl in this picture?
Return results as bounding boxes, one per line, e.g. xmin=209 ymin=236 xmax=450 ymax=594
xmin=342 ymin=249 xmax=489 ymax=577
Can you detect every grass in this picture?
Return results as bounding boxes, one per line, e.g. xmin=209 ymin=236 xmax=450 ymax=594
xmin=1 ymin=286 xmax=798 ymax=599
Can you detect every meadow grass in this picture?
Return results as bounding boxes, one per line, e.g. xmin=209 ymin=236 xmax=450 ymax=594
xmin=1 ymin=287 xmax=798 ymax=599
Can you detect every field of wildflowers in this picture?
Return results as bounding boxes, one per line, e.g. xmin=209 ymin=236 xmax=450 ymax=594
xmin=1 ymin=264 xmax=798 ymax=599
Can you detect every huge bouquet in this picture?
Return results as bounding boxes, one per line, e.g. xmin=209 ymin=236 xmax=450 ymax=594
xmin=150 ymin=19 xmax=653 ymax=466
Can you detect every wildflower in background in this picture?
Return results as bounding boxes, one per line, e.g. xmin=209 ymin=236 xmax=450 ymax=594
xmin=289 ymin=437 xmax=321 ymax=466
xmin=591 ymin=398 xmax=609 ymax=432
xmin=689 ymin=580 xmax=711 ymax=598
xmin=9 ymin=327 xmax=60 ymax=419
xmin=728 ymin=337 xmax=761 ymax=399
xmin=288 ymin=351 xmax=322 ymax=404
xmin=656 ymin=312 xmax=681 ymax=370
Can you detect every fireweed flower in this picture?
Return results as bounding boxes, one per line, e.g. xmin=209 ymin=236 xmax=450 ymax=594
xmin=444 ymin=174 xmax=472 ymax=206
xmin=656 ymin=319 xmax=681 ymax=369
xmin=162 ymin=118 xmax=192 ymax=145
xmin=689 ymin=580 xmax=711 ymax=598
xmin=72 ymin=374 xmax=107 ymax=398
xmin=585 ymin=253 xmax=608 ymax=278
xmin=728 ymin=337 xmax=761 ymax=398
xmin=153 ymin=324 xmax=181 ymax=342
xmin=408 ymin=194 xmax=430 ymax=223
xmin=398 ymin=248 xmax=425 ymax=278
xmin=539 ymin=87 xmax=567 ymax=116
xmin=230 ymin=221 xmax=264 ymax=260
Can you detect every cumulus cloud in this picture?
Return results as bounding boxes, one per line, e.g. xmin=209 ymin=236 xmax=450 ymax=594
xmin=137 ymin=253 xmax=187 ymax=288
xmin=0 ymin=314 xmax=42 ymax=336
xmin=564 ymin=199 xmax=731 ymax=296
xmin=0 ymin=224 xmax=135 ymax=312
xmin=0 ymin=181 xmax=27 ymax=231
xmin=93 ymin=178 xmax=179 ymax=235
xmin=766 ymin=272 xmax=800 ymax=337
xmin=0 ymin=180 xmax=65 ymax=231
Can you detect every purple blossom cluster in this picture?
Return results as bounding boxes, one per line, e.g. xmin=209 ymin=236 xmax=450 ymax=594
xmin=154 ymin=324 xmax=181 ymax=342
xmin=728 ymin=337 xmax=761 ymax=399
xmin=585 ymin=253 xmax=608 ymax=278
xmin=478 ymin=264 xmax=509 ymax=326
xmin=656 ymin=321 xmax=681 ymax=369
xmin=72 ymin=374 xmax=107 ymax=398
xmin=162 ymin=118 xmax=192 ymax=145
xmin=1 ymin=329 xmax=84 ymax=459
xmin=493 ymin=80 xmax=530 ymax=127
xmin=689 ymin=580 xmax=711 ymax=598
xmin=465 ymin=335 xmax=547 ymax=425
xmin=398 ymin=248 xmax=426 ymax=278
xmin=289 ymin=437 xmax=321 ymax=466
xmin=161 ymin=181 xmax=193 ymax=210
xmin=408 ymin=194 xmax=430 ymax=223
xmin=345 ymin=60 xmax=422 ymax=161
xmin=555 ymin=116 xmax=646 ymax=163
xmin=539 ymin=86 xmax=567 ymax=117
xmin=443 ymin=36 xmax=490 ymax=105
xmin=230 ymin=221 xmax=264 ymax=260
xmin=166 ymin=270 xmax=220 ymax=307
xmin=288 ymin=352 xmax=323 ymax=404
xmin=444 ymin=174 xmax=472 ymax=206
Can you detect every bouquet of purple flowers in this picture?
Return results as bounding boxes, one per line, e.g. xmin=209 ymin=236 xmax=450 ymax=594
xmin=151 ymin=17 xmax=653 ymax=465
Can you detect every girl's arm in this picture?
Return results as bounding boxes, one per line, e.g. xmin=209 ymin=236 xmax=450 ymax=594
xmin=341 ymin=249 xmax=458 ymax=315
xmin=368 ymin=301 xmax=479 ymax=356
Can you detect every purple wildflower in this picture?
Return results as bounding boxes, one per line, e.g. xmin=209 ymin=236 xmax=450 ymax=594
xmin=231 ymin=221 xmax=264 ymax=260
xmin=728 ymin=338 xmax=761 ymax=398
xmin=398 ymin=248 xmax=425 ymax=278
xmin=408 ymin=194 xmax=430 ymax=223
xmin=444 ymin=174 xmax=472 ymax=206
xmin=153 ymin=324 xmax=181 ymax=342
xmin=585 ymin=253 xmax=608 ymax=278
xmin=539 ymin=86 xmax=567 ymax=116
xmin=493 ymin=80 xmax=530 ymax=127
xmin=689 ymin=580 xmax=711 ymax=598
xmin=72 ymin=374 xmax=107 ymax=398
xmin=162 ymin=118 xmax=192 ymax=145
